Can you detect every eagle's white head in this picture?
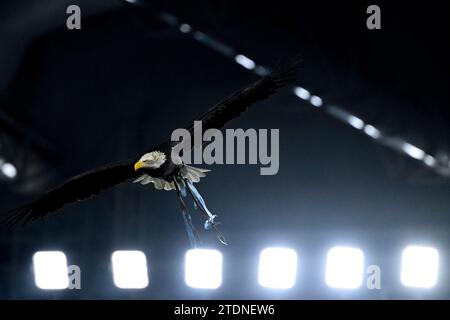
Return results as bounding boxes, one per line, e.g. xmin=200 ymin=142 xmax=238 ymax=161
xmin=134 ymin=151 xmax=166 ymax=171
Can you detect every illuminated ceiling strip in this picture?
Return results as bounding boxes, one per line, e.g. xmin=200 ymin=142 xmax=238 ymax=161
xmin=156 ymin=12 xmax=449 ymax=177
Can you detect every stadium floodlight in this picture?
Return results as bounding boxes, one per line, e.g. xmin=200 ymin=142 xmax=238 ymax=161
xmin=111 ymin=250 xmax=149 ymax=289
xmin=185 ymin=249 xmax=223 ymax=289
xmin=235 ymin=54 xmax=256 ymax=70
xmin=347 ymin=115 xmax=365 ymax=130
xmin=1 ymin=162 xmax=17 ymax=178
xmin=310 ymin=95 xmax=323 ymax=107
xmin=325 ymin=246 xmax=364 ymax=289
xmin=294 ymin=87 xmax=311 ymax=100
xmin=364 ymin=124 xmax=381 ymax=139
xmin=423 ymin=155 xmax=436 ymax=167
xmin=179 ymin=23 xmax=192 ymax=33
xmin=401 ymin=246 xmax=439 ymax=288
xmin=258 ymin=247 xmax=298 ymax=289
xmin=33 ymin=251 xmax=69 ymax=290
xmin=402 ymin=143 xmax=425 ymax=160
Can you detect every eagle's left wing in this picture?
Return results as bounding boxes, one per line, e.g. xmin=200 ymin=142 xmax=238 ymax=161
xmin=186 ymin=60 xmax=298 ymax=140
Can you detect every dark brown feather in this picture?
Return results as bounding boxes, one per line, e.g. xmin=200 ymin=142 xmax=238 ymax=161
xmin=2 ymin=160 xmax=138 ymax=226
xmin=186 ymin=59 xmax=299 ymax=139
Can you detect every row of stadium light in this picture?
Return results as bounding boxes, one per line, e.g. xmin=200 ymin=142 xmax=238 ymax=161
xmin=32 ymin=245 xmax=439 ymax=290
xmin=0 ymin=158 xmax=17 ymax=179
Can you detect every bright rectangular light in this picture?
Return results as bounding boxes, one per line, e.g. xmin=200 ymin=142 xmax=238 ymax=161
xmin=325 ymin=246 xmax=364 ymax=289
xmin=347 ymin=115 xmax=365 ymax=130
xmin=401 ymin=246 xmax=439 ymax=288
xmin=402 ymin=143 xmax=425 ymax=160
xmin=258 ymin=247 xmax=297 ymax=289
xmin=423 ymin=155 xmax=436 ymax=167
xmin=235 ymin=54 xmax=256 ymax=70
xmin=185 ymin=249 xmax=222 ymax=289
xmin=364 ymin=124 xmax=381 ymax=139
xmin=309 ymin=95 xmax=323 ymax=107
xmin=112 ymin=250 xmax=149 ymax=289
xmin=179 ymin=23 xmax=192 ymax=33
xmin=1 ymin=162 xmax=17 ymax=178
xmin=294 ymin=87 xmax=311 ymax=100
xmin=33 ymin=251 xmax=69 ymax=290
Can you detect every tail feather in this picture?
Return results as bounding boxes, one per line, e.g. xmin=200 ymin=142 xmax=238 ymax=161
xmin=180 ymin=165 xmax=210 ymax=183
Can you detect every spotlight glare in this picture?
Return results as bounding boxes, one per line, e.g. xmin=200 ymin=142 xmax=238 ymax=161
xmin=402 ymin=143 xmax=425 ymax=160
xmin=310 ymin=95 xmax=323 ymax=107
xmin=347 ymin=115 xmax=365 ymax=130
xmin=185 ymin=249 xmax=222 ymax=289
xmin=364 ymin=125 xmax=381 ymax=139
xmin=325 ymin=246 xmax=364 ymax=289
xmin=111 ymin=251 xmax=149 ymax=289
xmin=401 ymin=246 xmax=439 ymax=288
xmin=235 ymin=54 xmax=256 ymax=70
xmin=179 ymin=23 xmax=192 ymax=33
xmin=193 ymin=31 xmax=204 ymax=41
xmin=33 ymin=251 xmax=69 ymax=290
xmin=424 ymin=155 xmax=436 ymax=167
xmin=1 ymin=162 xmax=17 ymax=178
xmin=294 ymin=87 xmax=311 ymax=100
xmin=254 ymin=66 xmax=270 ymax=76
xmin=258 ymin=247 xmax=297 ymax=289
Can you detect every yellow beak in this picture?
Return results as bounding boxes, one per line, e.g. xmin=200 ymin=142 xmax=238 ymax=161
xmin=134 ymin=160 xmax=144 ymax=171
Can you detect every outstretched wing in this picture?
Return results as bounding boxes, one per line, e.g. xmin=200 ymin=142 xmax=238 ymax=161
xmin=3 ymin=59 xmax=298 ymax=226
xmin=187 ymin=60 xmax=298 ymax=138
xmin=2 ymin=160 xmax=138 ymax=226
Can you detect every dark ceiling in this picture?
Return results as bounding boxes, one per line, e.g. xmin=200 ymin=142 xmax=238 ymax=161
xmin=0 ymin=0 xmax=449 ymax=299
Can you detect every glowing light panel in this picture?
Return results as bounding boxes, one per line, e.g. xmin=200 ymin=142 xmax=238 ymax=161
xmin=401 ymin=246 xmax=439 ymax=288
xmin=325 ymin=246 xmax=364 ymax=289
xmin=258 ymin=247 xmax=298 ymax=289
xmin=33 ymin=251 xmax=69 ymax=290
xmin=112 ymin=250 xmax=149 ymax=289
xmin=185 ymin=249 xmax=223 ymax=289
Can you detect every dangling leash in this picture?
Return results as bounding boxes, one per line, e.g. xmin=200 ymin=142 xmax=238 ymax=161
xmin=183 ymin=178 xmax=228 ymax=245
xmin=173 ymin=176 xmax=201 ymax=248
xmin=173 ymin=174 xmax=228 ymax=246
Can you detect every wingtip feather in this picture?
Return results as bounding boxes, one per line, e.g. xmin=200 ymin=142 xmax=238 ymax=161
xmin=0 ymin=204 xmax=34 ymax=228
xmin=269 ymin=56 xmax=302 ymax=86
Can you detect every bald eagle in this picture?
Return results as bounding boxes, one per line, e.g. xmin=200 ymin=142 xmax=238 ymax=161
xmin=2 ymin=61 xmax=297 ymax=245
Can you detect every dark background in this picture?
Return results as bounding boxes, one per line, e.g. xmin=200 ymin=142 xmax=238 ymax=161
xmin=0 ymin=0 xmax=448 ymax=299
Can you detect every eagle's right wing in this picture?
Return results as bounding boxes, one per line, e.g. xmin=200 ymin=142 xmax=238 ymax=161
xmin=2 ymin=160 xmax=139 ymax=226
